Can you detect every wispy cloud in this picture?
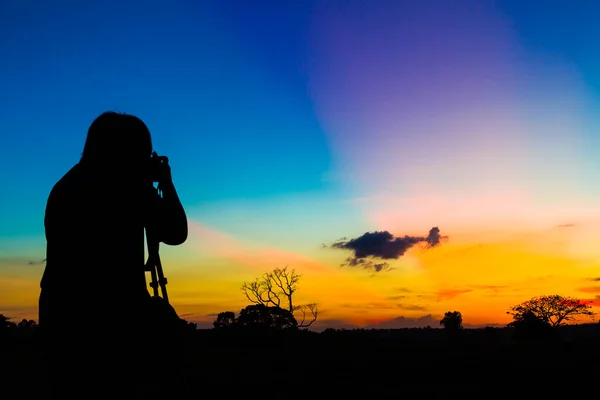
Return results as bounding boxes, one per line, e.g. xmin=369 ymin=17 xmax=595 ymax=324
xmin=578 ymin=286 xmax=600 ymax=294
xmin=396 ymin=304 xmax=427 ymax=312
xmin=187 ymin=220 xmax=331 ymax=274
xmin=469 ymin=285 xmax=508 ymax=293
xmin=557 ymin=223 xmax=576 ymax=228
xmin=435 ymin=289 xmax=472 ymax=301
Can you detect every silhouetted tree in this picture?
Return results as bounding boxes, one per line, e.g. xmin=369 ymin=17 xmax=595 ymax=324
xmin=17 ymin=319 xmax=37 ymax=330
xmin=235 ymin=304 xmax=298 ymax=330
xmin=179 ymin=319 xmax=197 ymax=332
xmin=241 ymin=266 xmax=318 ymax=328
xmin=213 ymin=311 xmax=236 ymax=329
xmin=507 ymin=295 xmax=595 ymax=327
xmin=0 ymin=314 xmax=16 ymax=332
xmin=508 ymin=310 xmax=554 ymax=340
xmin=440 ymin=311 xmax=463 ymax=330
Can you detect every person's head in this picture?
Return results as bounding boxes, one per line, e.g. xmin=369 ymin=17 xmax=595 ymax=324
xmin=80 ymin=111 xmax=153 ymax=177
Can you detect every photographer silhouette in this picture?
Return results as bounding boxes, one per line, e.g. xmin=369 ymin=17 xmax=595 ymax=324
xmin=39 ymin=111 xmax=188 ymax=399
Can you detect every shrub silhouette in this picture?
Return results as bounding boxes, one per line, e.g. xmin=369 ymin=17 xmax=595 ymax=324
xmin=235 ymin=304 xmax=298 ymax=330
xmin=213 ymin=311 xmax=236 ymax=329
xmin=509 ymin=311 xmax=555 ymax=341
xmin=440 ymin=311 xmax=463 ymax=331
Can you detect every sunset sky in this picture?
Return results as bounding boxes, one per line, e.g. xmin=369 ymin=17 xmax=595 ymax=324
xmin=3 ymin=0 xmax=600 ymax=330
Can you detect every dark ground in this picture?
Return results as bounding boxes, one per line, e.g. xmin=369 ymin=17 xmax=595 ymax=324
xmin=3 ymin=324 xmax=600 ymax=398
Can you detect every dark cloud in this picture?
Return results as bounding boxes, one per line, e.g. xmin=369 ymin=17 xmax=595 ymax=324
xmin=424 ymin=227 xmax=444 ymax=247
xmin=332 ymin=231 xmax=420 ymax=259
xmin=179 ymin=312 xmax=196 ymax=317
xmin=587 ymin=277 xmax=600 ymax=282
xmin=387 ymin=295 xmax=408 ymax=300
xmin=331 ymin=227 xmax=447 ymax=272
xmin=341 ymin=257 xmax=391 ymax=273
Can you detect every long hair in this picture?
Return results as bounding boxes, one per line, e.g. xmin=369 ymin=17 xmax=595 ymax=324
xmin=80 ymin=111 xmax=153 ymax=166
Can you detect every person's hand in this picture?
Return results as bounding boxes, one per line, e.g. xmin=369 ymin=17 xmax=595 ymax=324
xmin=152 ymin=152 xmax=173 ymax=188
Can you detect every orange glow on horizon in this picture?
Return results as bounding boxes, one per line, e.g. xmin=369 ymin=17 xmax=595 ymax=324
xmin=3 ymin=217 xmax=600 ymax=329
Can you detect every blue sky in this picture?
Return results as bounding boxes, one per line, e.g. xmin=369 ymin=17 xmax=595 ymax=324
xmin=0 ymin=0 xmax=332 ymax=239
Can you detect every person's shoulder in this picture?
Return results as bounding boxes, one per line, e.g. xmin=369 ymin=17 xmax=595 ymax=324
xmin=49 ymin=164 xmax=84 ymax=196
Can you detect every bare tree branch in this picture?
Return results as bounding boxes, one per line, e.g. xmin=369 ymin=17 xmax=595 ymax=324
xmin=241 ymin=266 xmax=319 ymax=328
xmin=297 ymin=303 xmax=319 ymax=328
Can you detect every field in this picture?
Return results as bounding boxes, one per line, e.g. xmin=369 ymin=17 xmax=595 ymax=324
xmin=3 ymin=324 xmax=600 ymax=398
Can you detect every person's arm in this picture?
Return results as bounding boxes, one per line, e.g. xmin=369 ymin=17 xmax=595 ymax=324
xmin=155 ymin=180 xmax=188 ymax=246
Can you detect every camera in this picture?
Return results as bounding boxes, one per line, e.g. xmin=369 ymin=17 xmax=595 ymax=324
xmin=148 ymin=151 xmax=169 ymax=182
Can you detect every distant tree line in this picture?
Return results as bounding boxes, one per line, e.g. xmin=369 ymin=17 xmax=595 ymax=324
xmin=0 ymin=314 xmax=37 ymax=336
xmin=434 ymin=294 xmax=595 ymax=340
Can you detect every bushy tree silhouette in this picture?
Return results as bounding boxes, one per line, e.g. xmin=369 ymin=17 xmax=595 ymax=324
xmin=507 ymin=295 xmax=595 ymax=327
xmin=235 ymin=304 xmax=298 ymax=330
xmin=241 ymin=266 xmax=318 ymax=328
xmin=213 ymin=311 xmax=236 ymax=329
xmin=440 ymin=311 xmax=463 ymax=331
xmin=0 ymin=314 xmax=17 ymax=331
xmin=0 ymin=314 xmax=17 ymax=340
xmin=508 ymin=310 xmax=554 ymax=340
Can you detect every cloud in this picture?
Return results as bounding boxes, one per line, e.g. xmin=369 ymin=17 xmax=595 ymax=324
xmin=387 ymin=295 xmax=408 ymax=300
xmin=557 ymin=223 xmax=576 ymax=228
xmin=469 ymin=285 xmax=507 ymax=292
xmin=332 ymin=231 xmax=420 ymax=259
xmin=577 ymin=286 xmax=600 ymax=294
xmin=340 ymin=257 xmax=391 ymax=273
xmin=179 ymin=312 xmax=196 ymax=317
xmin=331 ymin=227 xmax=447 ymax=271
xmin=340 ymin=302 xmax=397 ymax=310
xmin=587 ymin=277 xmax=600 ymax=282
xmin=187 ymin=220 xmax=332 ymax=274
xmin=435 ymin=289 xmax=472 ymax=301
xmin=396 ymin=304 xmax=427 ymax=312
xmin=581 ymin=297 xmax=600 ymax=308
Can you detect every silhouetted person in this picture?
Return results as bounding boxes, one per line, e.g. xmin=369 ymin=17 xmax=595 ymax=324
xmin=38 ymin=111 xmax=188 ymax=399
